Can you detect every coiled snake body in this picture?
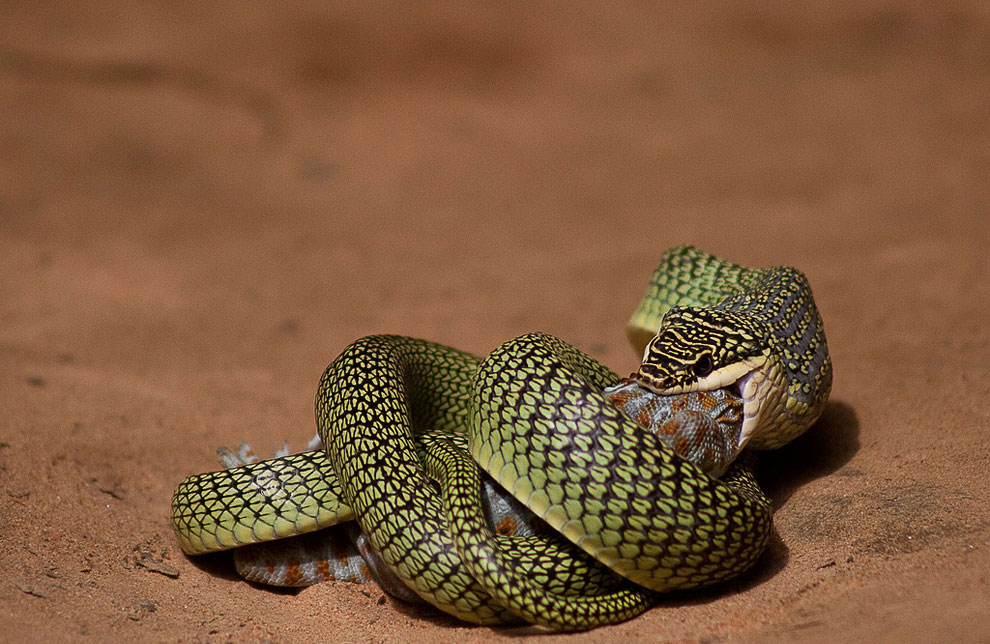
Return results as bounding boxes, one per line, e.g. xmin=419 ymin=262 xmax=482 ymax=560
xmin=171 ymin=246 xmax=832 ymax=630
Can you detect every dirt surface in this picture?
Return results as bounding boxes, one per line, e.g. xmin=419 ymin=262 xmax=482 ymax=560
xmin=2 ymin=2 xmax=989 ymax=642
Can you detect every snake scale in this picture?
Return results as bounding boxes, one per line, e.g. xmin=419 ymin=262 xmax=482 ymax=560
xmin=171 ymin=245 xmax=832 ymax=630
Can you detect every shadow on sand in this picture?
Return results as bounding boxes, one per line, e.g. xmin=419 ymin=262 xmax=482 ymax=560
xmin=650 ymin=400 xmax=860 ymax=610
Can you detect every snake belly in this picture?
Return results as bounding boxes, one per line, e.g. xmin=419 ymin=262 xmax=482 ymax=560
xmin=171 ymin=245 xmax=832 ymax=631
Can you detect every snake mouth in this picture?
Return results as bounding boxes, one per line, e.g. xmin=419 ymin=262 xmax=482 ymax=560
xmin=733 ymin=356 xmax=771 ymax=451
xmin=635 ymin=358 xmax=767 ymax=454
xmin=636 ymin=360 xmax=754 ymax=396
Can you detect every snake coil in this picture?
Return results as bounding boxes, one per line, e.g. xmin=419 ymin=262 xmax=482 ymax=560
xmin=171 ymin=245 xmax=832 ymax=630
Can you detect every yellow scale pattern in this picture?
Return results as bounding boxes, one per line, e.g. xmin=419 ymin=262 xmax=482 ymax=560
xmin=170 ymin=246 xmax=832 ymax=631
xmin=172 ymin=450 xmax=351 ymax=555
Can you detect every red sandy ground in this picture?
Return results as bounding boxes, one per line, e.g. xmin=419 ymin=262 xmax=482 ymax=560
xmin=2 ymin=2 xmax=988 ymax=642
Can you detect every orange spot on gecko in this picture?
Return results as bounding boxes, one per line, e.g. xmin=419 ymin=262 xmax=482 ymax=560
xmin=717 ymin=411 xmax=740 ymax=425
xmin=636 ymin=408 xmax=651 ymax=427
xmin=359 ymin=562 xmax=373 ymax=581
xmin=496 ymin=516 xmax=518 ymax=536
xmin=283 ymin=561 xmax=303 ymax=585
xmin=659 ymin=420 xmax=681 ymax=436
xmin=316 ymin=557 xmax=331 ymax=581
xmin=608 ymin=392 xmax=632 ymax=407
xmin=635 ymin=397 xmax=658 ymax=428
xmin=697 ymin=391 xmax=718 ymax=410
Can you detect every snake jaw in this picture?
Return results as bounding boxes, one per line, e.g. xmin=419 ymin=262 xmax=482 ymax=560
xmin=637 ymin=355 xmax=770 ymax=456
xmin=636 ymin=359 xmax=755 ymax=395
xmin=735 ymin=354 xmax=780 ymax=451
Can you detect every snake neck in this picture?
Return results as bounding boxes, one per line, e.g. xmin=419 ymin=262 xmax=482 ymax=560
xmin=725 ymin=267 xmax=832 ymax=449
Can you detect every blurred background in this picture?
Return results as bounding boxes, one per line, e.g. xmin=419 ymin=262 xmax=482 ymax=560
xmin=5 ymin=2 xmax=986 ymax=374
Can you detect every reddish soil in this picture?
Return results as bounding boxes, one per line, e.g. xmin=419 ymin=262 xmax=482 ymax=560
xmin=2 ymin=3 xmax=988 ymax=642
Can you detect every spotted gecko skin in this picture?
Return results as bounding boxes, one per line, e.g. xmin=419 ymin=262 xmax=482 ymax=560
xmin=604 ymin=378 xmax=743 ymax=477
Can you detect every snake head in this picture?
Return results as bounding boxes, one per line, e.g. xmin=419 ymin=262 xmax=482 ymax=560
xmin=635 ymin=307 xmax=770 ymax=395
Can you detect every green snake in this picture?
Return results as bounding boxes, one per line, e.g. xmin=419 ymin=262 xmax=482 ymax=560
xmin=171 ymin=245 xmax=832 ymax=630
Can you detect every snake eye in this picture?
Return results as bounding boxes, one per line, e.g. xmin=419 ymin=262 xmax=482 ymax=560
xmin=692 ymin=354 xmax=714 ymax=378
